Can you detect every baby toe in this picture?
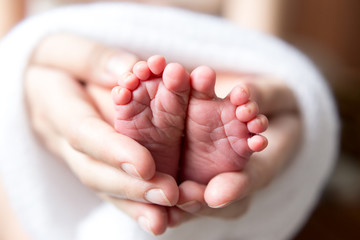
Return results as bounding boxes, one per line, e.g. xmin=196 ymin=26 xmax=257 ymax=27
xmin=248 ymin=135 xmax=268 ymax=152
xmin=117 ymin=72 xmax=139 ymax=90
xmin=112 ymin=86 xmax=132 ymax=105
xmin=236 ymin=101 xmax=259 ymax=122
xmin=190 ymin=66 xmax=216 ymax=99
xmin=162 ymin=63 xmax=190 ymax=93
xmin=133 ymin=61 xmax=151 ymax=80
xmin=229 ymin=85 xmax=250 ymax=106
xmin=247 ymin=114 xmax=268 ymax=134
xmin=148 ymin=55 xmax=166 ymax=75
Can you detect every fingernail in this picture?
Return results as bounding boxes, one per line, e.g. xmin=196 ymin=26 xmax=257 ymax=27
xmin=208 ymin=201 xmax=231 ymax=209
xmin=119 ymin=72 xmax=133 ymax=85
xmin=121 ymin=163 xmax=142 ymax=179
xmin=138 ymin=216 xmax=155 ymax=235
xmin=177 ymin=201 xmax=202 ymax=213
xmin=118 ymin=72 xmax=139 ymax=90
xmin=145 ymin=189 xmax=172 ymax=206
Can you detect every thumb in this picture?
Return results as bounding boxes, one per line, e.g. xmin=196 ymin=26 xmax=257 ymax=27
xmin=31 ymin=33 xmax=138 ymax=87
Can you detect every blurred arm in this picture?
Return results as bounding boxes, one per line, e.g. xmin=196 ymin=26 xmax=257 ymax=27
xmin=222 ymin=0 xmax=284 ymax=35
xmin=0 ymin=0 xmax=26 ymax=38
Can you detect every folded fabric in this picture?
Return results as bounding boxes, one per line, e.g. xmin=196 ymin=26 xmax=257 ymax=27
xmin=0 ymin=3 xmax=339 ymax=240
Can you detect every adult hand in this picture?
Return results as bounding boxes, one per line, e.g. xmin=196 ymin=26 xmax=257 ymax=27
xmin=168 ymin=104 xmax=301 ymax=227
xmin=25 ymin=34 xmax=179 ymax=235
xmin=83 ymin=54 xmax=301 ymax=230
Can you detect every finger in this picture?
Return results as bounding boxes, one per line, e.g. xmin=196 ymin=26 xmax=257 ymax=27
xmin=100 ymin=195 xmax=169 ymax=236
xmin=25 ymin=66 xmax=155 ymax=180
xmin=167 ymin=207 xmax=193 ymax=227
xmin=63 ymin=145 xmax=179 ymax=206
xmin=175 ymin=180 xmax=248 ymax=220
xmin=31 ymin=33 xmax=138 ymax=87
xmin=204 ymin=113 xmax=302 ymax=207
xmin=199 ymin=197 xmax=251 ymax=219
xmin=168 ymin=199 xmax=250 ymax=226
xmin=176 ymin=181 xmax=206 ymax=214
xmin=204 ymin=172 xmax=250 ymax=208
xmin=243 ymin=112 xmax=303 ymax=194
xmin=165 ymin=181 xmax=206 ymax=227
xmin=66 ymin=117 xmax=156 ymax=180
xmin=169 ymin=183 xmax=250 ymax=225
xmin=85 ymin=84 xmax=115 ymax=125
xmin=177 ymin=178 xmax=246 ymax=214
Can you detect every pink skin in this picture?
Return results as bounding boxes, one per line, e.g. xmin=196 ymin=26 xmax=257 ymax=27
xmin=112 ymin=56 xmax=268 ymax=184
xmin=112 ymin=55 xmax=190 ymax=178
xmin=180 ymin=66 xmax=268 ymax=184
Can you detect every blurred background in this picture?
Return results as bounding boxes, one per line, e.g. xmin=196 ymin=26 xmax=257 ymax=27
xmin=1 ymin=0 xmax=359 ymax=239
xmin=230 ymin=0 xmax=360 ymax=239
xmin=285 ymin=1 xmax=360 ymax=239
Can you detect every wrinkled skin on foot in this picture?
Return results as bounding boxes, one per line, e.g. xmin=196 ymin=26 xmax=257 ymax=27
xmin=112 ymin=56 xmax=190 ymax=178
xmin=180 ymin=66 xmax=268 ymax=184
xmin=112 ymin=56 xmax=268 ymax=184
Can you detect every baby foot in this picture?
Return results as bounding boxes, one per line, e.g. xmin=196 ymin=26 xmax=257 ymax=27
xmin=112 ymin=56 xmax=190 ymax=178
xmin=180 ymin=66 xmax=268 ymax=184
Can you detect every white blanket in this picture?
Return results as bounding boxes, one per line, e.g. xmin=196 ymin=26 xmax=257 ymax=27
xmin=0 ymin=3 xmax=339 ymax=240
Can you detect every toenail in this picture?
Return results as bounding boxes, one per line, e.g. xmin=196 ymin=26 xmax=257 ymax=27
xmin=112 ymin=86 xmax=121 ymax=95
xmin=121 ymin=72 xmax=132 ymax=78
xmin=138 ymin=216 xmax=155 ymax=235
xmin=245 ymin=102 xmax=259 ymax=114
xmin=118 ymin=72 xmax=132 ymax=84
xmin=260 ymin=115 xmax=268 ymax=126
xmin=244 ymin=105 xmax=252 ymax=114
xmin=121 ymin=163 xmax=142 ymax=179
xmin=177 ymin=201 xmax=202 ymax=213
xmin=239 ymin=87 xmax=249 ymax=97
xmin=254 ymin=117 xmax=262 ymax=126
xmin=145 ymin=189 xmax=172 ymax=206
xmin=121 ymin=73 xmax=139 ymax=90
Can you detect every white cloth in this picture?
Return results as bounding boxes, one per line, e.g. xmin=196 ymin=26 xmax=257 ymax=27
xmin=0 ymin=3 xmax=339 ymax=240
